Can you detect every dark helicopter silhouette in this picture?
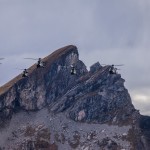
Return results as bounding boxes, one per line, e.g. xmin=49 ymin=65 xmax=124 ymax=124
xmin=15 ymin=68 xmax=29 ymax=77
xmin=22 ymin=69 xmax=28 ymax=77
xmin=24 ymin=58 xmax=45 ymax=68
xmin=102 ymin=64 xmax=124 ymax=74
xmin=57 ymin=64 xmax=77 ymax=75
xmin=109 ymin=64 xmax=123 ymax=74
xmin=70 ymin=65 xmax=76 ymax=75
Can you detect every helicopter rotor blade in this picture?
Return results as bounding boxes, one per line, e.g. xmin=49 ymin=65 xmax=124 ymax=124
xmin=114 ymin=64 xmax=124 ymax=66
xmin=24 ymin=58 xmax=38 ymax=60
xmin=15 ymin=68 xmax=31 ymax=70
xmin=101 ymin=64 xmax=124 ymax=66
xmin=15 ymin=68 xmax=25 ymax=70
xmin=101 ymin=64 xmax=111 ymax=66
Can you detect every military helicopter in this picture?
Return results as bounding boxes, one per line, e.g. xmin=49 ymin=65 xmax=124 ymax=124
xmin=24 ymin=58 xmax=45 ymax=68
xmin=109 ymin=64 xmax=123 ymax=74
xmin=101 ymin=64 xmax=124 ymax=74
xmin=22 ymin=69 xmax=29 ymax=77
xmin=15 ymin=68 xmax=29 ymax=77
xmin=57 ymin=64 xmax=77 ymax=75
xmin=70 ymin=65 xmax=76 ymax=75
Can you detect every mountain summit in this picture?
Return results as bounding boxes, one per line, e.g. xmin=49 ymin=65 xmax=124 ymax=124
xmin=0 ymin=45 xmax=149 ymax=149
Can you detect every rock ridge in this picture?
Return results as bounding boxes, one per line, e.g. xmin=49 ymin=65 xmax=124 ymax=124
xmin=0 ymin=45 xmax=149 ymax=149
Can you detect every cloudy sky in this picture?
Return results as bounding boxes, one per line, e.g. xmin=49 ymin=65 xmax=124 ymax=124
xmin=0 ymin=0 xmax=150 ymax=115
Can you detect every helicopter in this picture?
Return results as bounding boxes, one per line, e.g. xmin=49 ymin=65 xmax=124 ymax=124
xmin=109 ymin=64 xmax=123 ymax=74
xmin=24 ymin=58 xmax=45 ymax=68
xmin=57 ymin=64 xmax=77 ymax=75
xmin=70 ymin=65 xmax=76 ymax=75
xmin=22 ymin=69 xmax=29 ymax=77
xmin=101 ymin=64 xmax=124 ymax=74
xmin=15 ymin=68 xmax=29 ymax=77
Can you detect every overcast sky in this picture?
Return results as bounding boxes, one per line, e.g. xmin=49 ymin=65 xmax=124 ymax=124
xmin=0 ymin=0 xmax=150 ymax=115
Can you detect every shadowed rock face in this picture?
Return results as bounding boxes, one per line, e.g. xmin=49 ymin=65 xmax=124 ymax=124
xmin=0 ymin=45 xmax=148 ymax=149
xmin=139 ymin=115 xmax=150 ymax=149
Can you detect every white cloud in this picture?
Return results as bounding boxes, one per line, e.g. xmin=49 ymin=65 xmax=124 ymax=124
xmin=131 ymin=89 xmax=150 ymax=115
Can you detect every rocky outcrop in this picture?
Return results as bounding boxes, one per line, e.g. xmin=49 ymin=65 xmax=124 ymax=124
xmin=0 ymin=45 xmax=135 ymax=124
xmin=52 ymin=66 xmax=136 ymax=124
xmin=0 ymin=45 xmax=148 ymax=149
xmin=90 ymin=62 xmax=102 ymax=73
xmin=0 ymin=45 xmax=87 ymax=120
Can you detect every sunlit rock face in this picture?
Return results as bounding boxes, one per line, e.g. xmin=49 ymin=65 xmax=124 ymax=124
xmin=0 ymin=45 xmax=149 ymax=149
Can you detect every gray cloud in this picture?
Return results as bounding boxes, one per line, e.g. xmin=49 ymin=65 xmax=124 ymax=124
xmin=0 ymin=0 xmax=150 ymax=115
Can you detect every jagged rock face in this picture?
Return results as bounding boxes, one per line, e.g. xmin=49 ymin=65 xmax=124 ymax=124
xmin=90 ymin=62 xmax=102 ymax=73
xmin=52 ymin=66 xmax=135 ymax=124
xmin=1 ymin=45 xmax=135 ymax=124
xmin=0 ymin=45 xmax=148 ymax=149
xmin=0 ymin=45 xmax=87 ymax=118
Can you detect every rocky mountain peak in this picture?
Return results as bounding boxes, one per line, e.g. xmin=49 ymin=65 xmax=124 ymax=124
xmin=0 ymin=45 xmax=135 ymax=123
xmin=0 ymin=45 xmax=78 ymax=95
xmin=0 ymin=45 xmax=87 ymax=120
xmin=0 ymin=45 xmax=148 ymax=150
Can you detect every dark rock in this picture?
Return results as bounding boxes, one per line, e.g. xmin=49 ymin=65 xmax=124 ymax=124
xmin=90 ymin=62 xmax=102 ymax=73
xmin=0 ymin=45 xmax=148 ymax=149
xmin=0 ymin=45 xmax=136 ymax=124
